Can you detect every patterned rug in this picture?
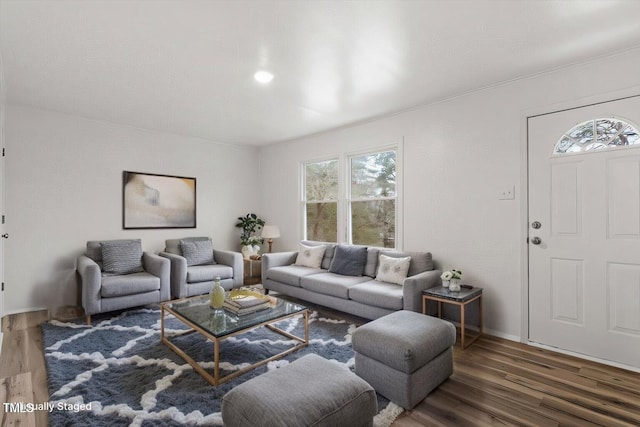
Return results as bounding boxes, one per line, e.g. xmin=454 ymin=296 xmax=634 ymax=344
xmin=42 ymin=307 xmax=403 ymax=426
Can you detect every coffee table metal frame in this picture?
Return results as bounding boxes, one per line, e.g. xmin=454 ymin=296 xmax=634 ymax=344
xmin=161 ymin=296 xmax=309 ymax=386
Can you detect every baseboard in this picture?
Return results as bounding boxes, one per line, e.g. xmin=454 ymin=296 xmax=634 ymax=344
xmin=527 ymin=340 xmax=640 ymax=374
xmin=3 ymin=306 xmax=49 ymax=317
xmin=445 ymin=321 xmax=522 ymax=343
xmin=483 ymin=327 xmax=521 ymax=343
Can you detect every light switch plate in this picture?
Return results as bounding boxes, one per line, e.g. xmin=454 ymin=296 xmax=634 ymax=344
xmin=499 ymin=185 xmax=515 ymax=200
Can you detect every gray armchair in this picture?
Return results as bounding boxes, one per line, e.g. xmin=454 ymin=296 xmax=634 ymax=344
xmin=77 ymin=239 xmax=170 ymax=324
xmin=160 ymin=237 xmax=243 ymax=299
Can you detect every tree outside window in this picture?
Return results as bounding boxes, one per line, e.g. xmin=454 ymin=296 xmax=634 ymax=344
xmin=303 ymin=159 xmax=338 ymax=242
xmin=349 ymin=150 xmax=396 ymax=248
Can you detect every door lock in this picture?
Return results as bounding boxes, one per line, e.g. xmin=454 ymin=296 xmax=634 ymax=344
xmin=531 ymin=221 xmax=542 ymax=229
xmin=1 ymin=234 xmax=8 ymax=239
xmin=530 ymin=236 xmax=542 ymax=245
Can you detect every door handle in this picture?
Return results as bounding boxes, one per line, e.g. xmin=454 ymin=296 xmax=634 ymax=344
xmin=530 ymin=236 xmax=541 ymax=245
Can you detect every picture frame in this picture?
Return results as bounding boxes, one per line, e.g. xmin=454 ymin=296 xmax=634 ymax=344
xmin=122 ymin=171 xmax=196 ymax=229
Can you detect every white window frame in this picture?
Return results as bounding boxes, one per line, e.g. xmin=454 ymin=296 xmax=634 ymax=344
xmin=300 ymin=141 xmax=403 ymax=250
xmin=346 ymin=144 xmax=402 ymax=249
xmin=301 ymin=156 xmax=341 ymax=243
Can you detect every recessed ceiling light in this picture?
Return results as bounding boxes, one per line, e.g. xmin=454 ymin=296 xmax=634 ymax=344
xmin=254 ymin=70 xmax=274 ymax=84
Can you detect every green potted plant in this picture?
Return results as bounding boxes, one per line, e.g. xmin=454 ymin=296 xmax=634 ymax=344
xmin=235 ymin=213 xmax=265 ymax=258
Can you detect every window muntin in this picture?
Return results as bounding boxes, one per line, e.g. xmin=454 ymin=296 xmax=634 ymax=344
xmin=554 ymin=118 xmax=640 ymax=154
xmin=303 ymin=159 xmax=338 ymax=242
xmin=348 ymin=150 xmax=397 ymax=248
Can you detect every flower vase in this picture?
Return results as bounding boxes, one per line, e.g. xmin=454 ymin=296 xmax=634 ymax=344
xmin=210 ymin=276 xmax=225 ymax=309
xmin=442 ymin=279 xmax=450 ymax=288
xmin=241 ymin=245 xmax=260 ymax=259
xmin=449 ymin=279 xmax=461 ymax=292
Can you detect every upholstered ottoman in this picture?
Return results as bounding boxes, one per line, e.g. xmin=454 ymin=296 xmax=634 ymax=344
xmin=221 ymin=353 xmax=377 ymax=427
xmin=352 ymin=310 xmax=456 ymax=409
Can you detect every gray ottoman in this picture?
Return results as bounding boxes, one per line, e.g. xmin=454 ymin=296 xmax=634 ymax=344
xmin=221 ymin=353 xmax=378 ymax=427
xmin=352 ymin=310 xmax=456 ymax=409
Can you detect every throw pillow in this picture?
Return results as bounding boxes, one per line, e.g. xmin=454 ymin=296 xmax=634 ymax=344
xmin=375 ymin=253 xmax=412 ymax=285
xmin=100 ymin=240 xmax=144 ymax=275
xmin=294 ymin=243 xmax=326 ymax=268
xmin=329 ymin=245 xmax=367 ymax=276
xmin=180 ymin=239 xmax=215 ymax=266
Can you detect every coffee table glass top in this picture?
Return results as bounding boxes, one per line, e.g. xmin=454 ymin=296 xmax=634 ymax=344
xmin=423 ymin=286 xmax=482 ymax=302
xmin=164 ymin=295 xmax=307 ymax=338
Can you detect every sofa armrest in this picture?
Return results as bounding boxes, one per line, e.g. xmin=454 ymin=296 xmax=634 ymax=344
xmin=261 ymin=251 xmax=298 ymax=279
xmin=144 ymin=252 xmax=171 ymax=302
xmin=214 ymin=249 xmax=244 ymax=288
xmin=159 ymin=252 xmax=188 ymax=299
xmin=77 ymin=255 xmax=102 ymax=316
xmin=402 ymin=270 xmax=442 ymax=313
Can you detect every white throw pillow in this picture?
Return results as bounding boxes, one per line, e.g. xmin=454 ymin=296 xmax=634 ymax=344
xmin=294 ymin=243 xmax=326 ymax=269
xmin=375 ymin=254 xmax=411 ymax=285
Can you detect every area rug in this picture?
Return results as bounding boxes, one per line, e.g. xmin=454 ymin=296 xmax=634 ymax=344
xmin=42 ymin=307 xmax=403 ymax=426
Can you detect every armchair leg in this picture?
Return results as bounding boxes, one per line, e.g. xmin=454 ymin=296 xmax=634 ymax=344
xmin=86 ymin=315 xmax=91 ymax=325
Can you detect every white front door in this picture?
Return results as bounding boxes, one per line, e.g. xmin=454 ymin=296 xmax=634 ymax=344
xmin=528 ymin=95 xmax=640 ymax=369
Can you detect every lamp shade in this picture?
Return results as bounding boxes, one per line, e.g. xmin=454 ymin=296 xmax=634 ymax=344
xmin=261 ymin=225 xmax=281 ymax=239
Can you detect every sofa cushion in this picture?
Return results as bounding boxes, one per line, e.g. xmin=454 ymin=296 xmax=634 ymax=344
xmin=165 ymin=237 xmax=210 ymax=256
xmin=349 ymin=280 xmax=404 ymax=310
xmin=376 ymin=254 xmax=411 ymax=285
xmin=101 ymin=240 xmax=144 ymax=275
xmin=101 ymin=272 xmax=160 ymax=298
xmin=86 ymin=239 xmax=142 ymax=272
xmin=267 ymin=265 xmax=324 ymax=287
xmin=180 ymin=239 xmax=215 ymax=266
xmin=364 ymin=248 xmax=379 ymax=277
xmin=294 ymin=243 xmax=326 ymax=268
xmin=301 ymin=272 xmax=370 ymax=299
xmin=329 ymin=245 xmax=367 ymax=276
xmin=379 ymin=250 xmax=434 ymax=276
xmin=186 ymin=265 xmax=233 ymax=283
xmin=302 ymin=241 xmax=337 ymax=270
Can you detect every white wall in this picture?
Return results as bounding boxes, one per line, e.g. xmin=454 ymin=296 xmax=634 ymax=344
xmin=258 ymin=48 xmax=640 ymax=341
xmin=5 ymin=107 xmax=261 ymax=314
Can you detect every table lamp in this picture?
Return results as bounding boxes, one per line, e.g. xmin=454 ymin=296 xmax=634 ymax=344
xmin=261 ymin=225 xmax=281 ymax=253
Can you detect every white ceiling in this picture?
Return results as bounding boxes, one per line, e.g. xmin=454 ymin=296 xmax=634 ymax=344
xmin=2 ymin=1 xmax=640 ymax=146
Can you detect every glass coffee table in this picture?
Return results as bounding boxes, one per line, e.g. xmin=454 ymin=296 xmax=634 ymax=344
xmin=161 ymin=294 xmax=308 ymax=386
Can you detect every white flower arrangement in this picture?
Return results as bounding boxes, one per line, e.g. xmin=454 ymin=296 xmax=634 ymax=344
xmin=441 ymin=269 xmax=462 ymax=281
xmin=245 ymin=236 xmax=264 ymax=247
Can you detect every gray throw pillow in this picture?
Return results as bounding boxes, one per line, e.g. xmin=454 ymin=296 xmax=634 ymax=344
xmin=100 ymin=240 xmax=144 ymax=275
xmin=180 ymin=239 xmax=215 ymax=266
xmin=329 ymin=245 xmax=367 ymax=276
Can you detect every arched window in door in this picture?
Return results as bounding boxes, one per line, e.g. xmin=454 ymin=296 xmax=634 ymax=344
xmin=553 ymin=118 xmax=640 ymax=154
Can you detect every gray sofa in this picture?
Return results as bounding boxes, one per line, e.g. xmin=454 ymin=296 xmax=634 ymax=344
xmin=262 ymin=241 xmax=441 ymax=320
xmin=159 ymin=237 xmax=243 ymax=299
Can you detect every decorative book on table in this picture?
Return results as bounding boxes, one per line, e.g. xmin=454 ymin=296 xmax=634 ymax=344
xmin=223 ymin=294 xmax=270 ymax=315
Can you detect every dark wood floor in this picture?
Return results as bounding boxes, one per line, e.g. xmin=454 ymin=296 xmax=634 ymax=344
xmin=1 ymin=307 xmax=639 ymax=427
xmin=396 ymin=334 xmax=640 ymax=426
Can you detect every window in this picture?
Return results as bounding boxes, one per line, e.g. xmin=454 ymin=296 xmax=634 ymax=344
xmin=303 ymin=159 xmax=338 ymax=242
xmin=554 ymin=118 xmax=640 ymax=154
xmin=302 ymin=146 xmax=400 ymax=249
xmin=349 ymin=150 xmax=396 ymax=248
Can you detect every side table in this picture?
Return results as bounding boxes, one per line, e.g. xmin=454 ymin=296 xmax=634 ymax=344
xmin=422 ymin=286 xmax=483 ymax=350
xmin=243 ymin=258 xmax=262 ymax=286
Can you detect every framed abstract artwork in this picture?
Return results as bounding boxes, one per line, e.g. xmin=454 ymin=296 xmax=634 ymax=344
xmin=123 ymin=171 xmax=196 ymax=229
